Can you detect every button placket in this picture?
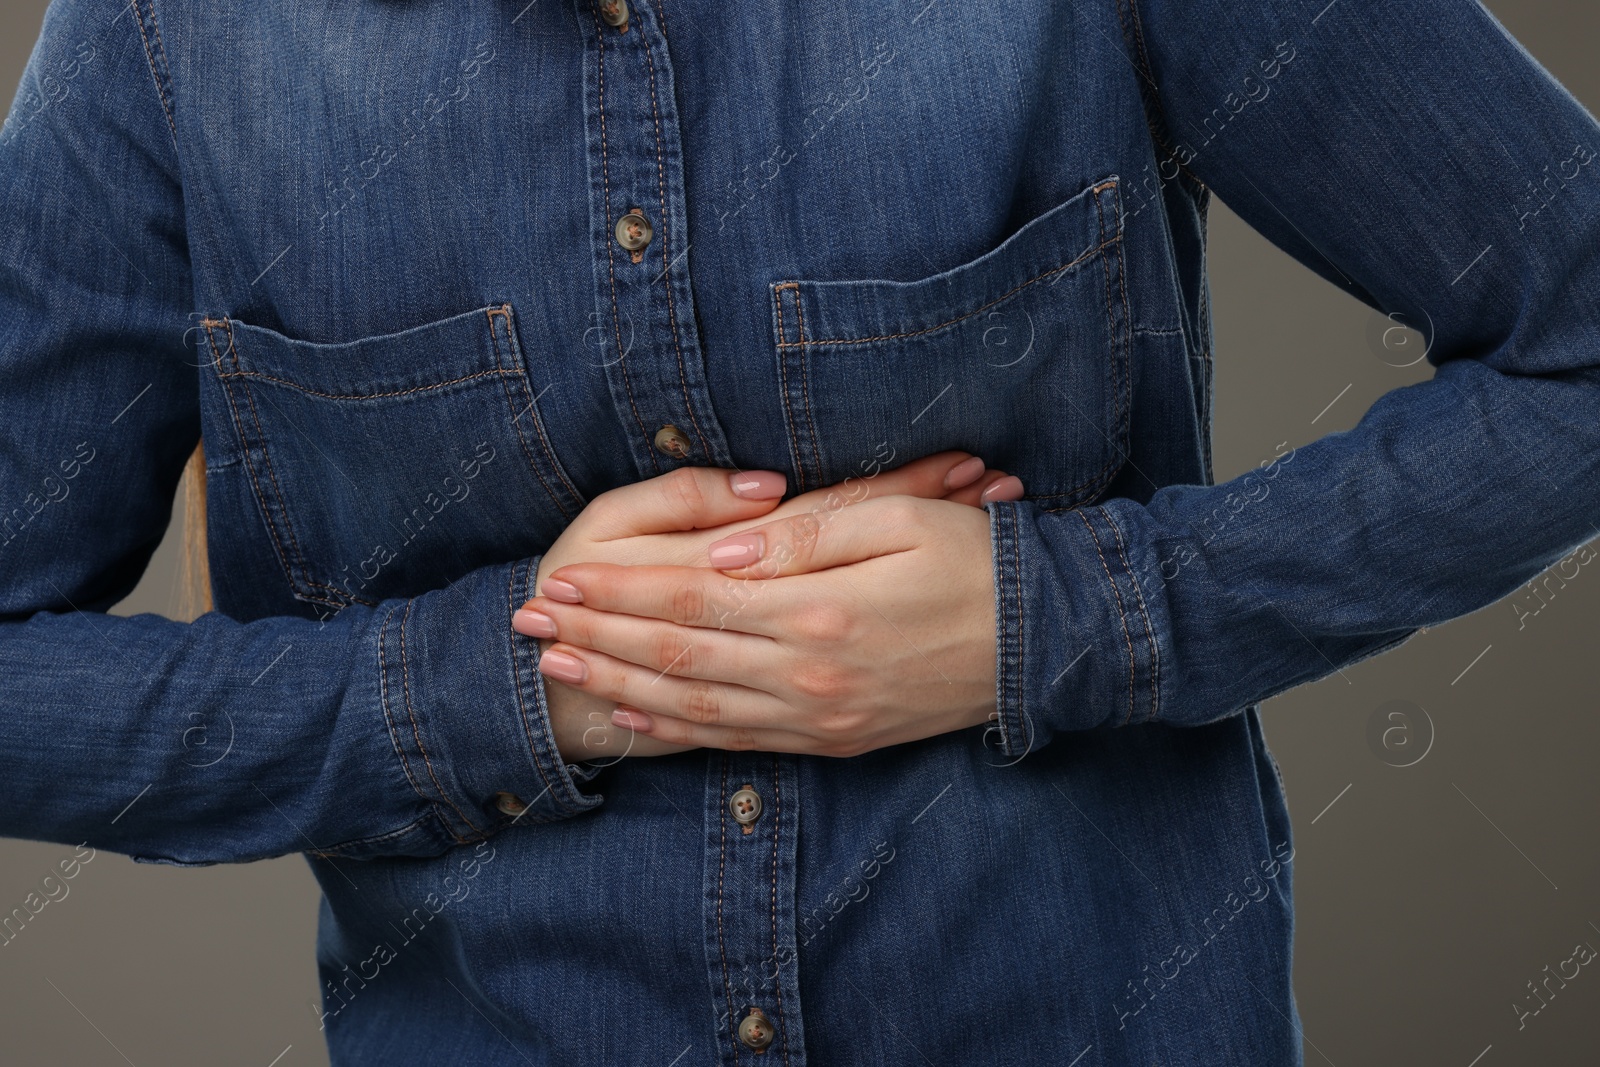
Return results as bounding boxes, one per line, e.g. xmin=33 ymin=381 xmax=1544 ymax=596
xmin=582 ymin=0 xmax=732 ymax=478
xmin=702 ymin=755 xmax=806 ymax=1065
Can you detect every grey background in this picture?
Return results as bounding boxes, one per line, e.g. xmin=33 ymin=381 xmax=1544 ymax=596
xmin=1 ymin=3 xmax=1596 ymax=1064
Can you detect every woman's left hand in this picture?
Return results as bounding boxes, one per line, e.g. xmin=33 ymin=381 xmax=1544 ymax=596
xmin=519 ymin=494 xmax=1000 ymax=756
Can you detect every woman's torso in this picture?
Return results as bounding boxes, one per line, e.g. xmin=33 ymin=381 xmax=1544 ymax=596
xmin=158 ymin=0 xmax=1296 ymax=1061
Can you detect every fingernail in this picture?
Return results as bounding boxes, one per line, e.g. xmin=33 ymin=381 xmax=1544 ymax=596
xmin=943 ymin=455 xmax=986 ymax=491
xmin=708 ymin=532 xmax=764 ymax=568
xmin=730 ymin=470 xmax=787 ymax=500
xmin=980 ymin=475 xmax=1025 ymax=504
xmin=538 ymin=649 xmax=587 ymax=684
xmin=612 ymin=706 xmax=654 ymax=731
xmin=542 ymin=578 xmax=583 ymax=603
xmin=512 ymin=608 xmax=557 ymax=639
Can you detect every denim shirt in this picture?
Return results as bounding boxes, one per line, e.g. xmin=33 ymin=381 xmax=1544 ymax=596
xmin=3 ymin=0 xmax=1598 ymax=1063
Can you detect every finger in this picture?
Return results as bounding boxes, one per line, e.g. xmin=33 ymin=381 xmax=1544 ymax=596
xmin=943 ymin=468 xmax=1021 ymax=508
xmin=515 ymin=598 xmax=776 ymax=684
xmin=978 ymin=474 xmax=1025 ymax=504
xmin=540 ymin=563 xmax=794 ymax=637
xmin=534 ymin=640 xmax=794 ymax=734
xmin=610 ymin=705 xmax=836 ymax=756
xmin=784 ymin=450 xmax=981 ymax=516
xmin=580 ymin=467 xmax=790 ymax=541
xmin=702 ymin=494 xmax=938 ymax=578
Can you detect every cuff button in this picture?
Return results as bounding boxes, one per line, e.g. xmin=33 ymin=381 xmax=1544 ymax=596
xmin=492 ymin=791 xmax=529 ymax=817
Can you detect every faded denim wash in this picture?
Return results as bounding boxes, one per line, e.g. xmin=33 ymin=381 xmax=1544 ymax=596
xmin=2 ymin=0 xmax=1598 ymax=1064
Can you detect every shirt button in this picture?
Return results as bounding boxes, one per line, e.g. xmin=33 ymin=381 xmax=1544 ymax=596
xmin=491 ymin=791 xmax=528 ymax=817
xmin=737 ymin=1008 xmax=774 ymax=1052
xmin=653 ymin=424 xmax=692 ymax=458
xmin=730 ymin=785 xmax=763 ymax=833
xmin=598 ymin=0 xmax=629 ymax=30
xmin=615 ymin=209 xmax=653 ymax=261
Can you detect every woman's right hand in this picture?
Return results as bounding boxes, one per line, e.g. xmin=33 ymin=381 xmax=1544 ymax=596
xmin=518 ymin=452 xmax=1023 ymax=764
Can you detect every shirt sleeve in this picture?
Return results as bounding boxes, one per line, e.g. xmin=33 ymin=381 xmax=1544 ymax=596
xmin=0 ymin=0 xmax=600 ymax=865
xmin=988 ymin=0 xmax=1600 ymax=755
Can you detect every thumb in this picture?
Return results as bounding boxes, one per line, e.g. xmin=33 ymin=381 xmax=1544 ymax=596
xmin=580 ymin=467 xmax=788 ymax=540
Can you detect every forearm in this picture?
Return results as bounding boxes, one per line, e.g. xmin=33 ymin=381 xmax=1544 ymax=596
xmin=0 ymin=557 xmax=601 ymax=865
xmin=991 ymin=357 xmax=1600 ymax=752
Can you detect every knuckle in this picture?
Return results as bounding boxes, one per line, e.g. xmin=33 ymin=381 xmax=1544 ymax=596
xmin=727 ymin=727 xmax=759 ymax=752
xmin=881 ymin=495 xmax=927 ymax=533
xmin=668 ymin=580 xmax=709 ymax=625
xmin=681 ymin=681 xmax=723 ymax=725
xmin=661 ymin=467 xmax=708 ymax=523
xmin=787 ymin=514 xmax=824 ymax=559
xmin=584 ymin=485 xmax=625 ymax=525
xmin=792 ymin=661 xmax=851 ymax=703
xmin=816 ymin=703 xmax=866 ymax=740
xmin=794 ymin=602 xmax=852 ymax=644
xmin=650 ymin=631 xmax=697 ymax=675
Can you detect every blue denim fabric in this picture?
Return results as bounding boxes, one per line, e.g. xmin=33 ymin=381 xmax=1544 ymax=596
xmin=3 ymin=0 xmax=1598 ymax=1063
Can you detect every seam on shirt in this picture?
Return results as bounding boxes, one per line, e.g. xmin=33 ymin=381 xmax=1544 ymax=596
xmin=130 ymin=0 xmax=178 ymax=150
xmin=593 ymin=9 xmax=661 ymax=475
xmin=486 ymin=307 xmax=576 ymax=522
xmin=1077 ymin=508 xmax=1139 ymax=727
xmin=638 ymin=11 xmax=713 ymax=461
xmin=772 ymin=283 xmax=812 ymax=493
xmin=715 ymin=757 xmax=738 ymax=1061
xmin=789 ymin=284 xmax=825 ymax=491
xmin=506 ymin=558 xmax=570 ymax=816
xmin=1011 ymin=504 xmax=1026 ymax=753
xmin=397 ymin=597 xmax=478 ymax=840
xmin=1094 ymin=190 xmax=1123 ymax=486
xmin=205 ymin=322 xmax=298 ymax=594
xmin=1114 ymin=0 xmax=1206 ymax=189
xmin=773 ymin=232 xmax=1118 ymax=348
xmin=1034 ymin=185 xmax=1134 ymax=512
xmin=204 ymin=321 xmax=354 ymax=610
xmin=488 ymin=306 xmax=585 ymax=511
xmin=377 ymin=603 xmax=445 ymax=818
xmin=769 ymin=754 xmax=792 ymax=1067
xmin=209 ymin=320 xmax=373 ymax=608
xmin=1005 ymin=503 xmax=1027 ymax=756
xmin=988 ymin=506 xmax=1012 ymax=755
xmin=214 ymin=366 xmax=518 ymax=401
xmin=1101 ymin=506 xmax=1162 ymax=725
xmin=1095 ymin=187 xmax=1131 ymax=455
xmin=1109 ymin=183 xmax=1135 ymax=455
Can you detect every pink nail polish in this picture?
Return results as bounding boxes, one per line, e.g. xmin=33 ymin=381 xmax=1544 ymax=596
xmin=980 ymin=475 xmax=1025 ymax=504
xmin=542 ymin=578 xmax=583 ymax=603
xmin=612 ymin=707 xmax=654 ymax=731
xmin=943 ymin=456 xmax=986 ymax=491
xmin=708 ymin=532 xmax=764 ymax=568
xmin=730 ymin=470 xmax=786 ymax=500
xmin=512 ymin=608 xmax=557 ymax=639
xmin=538 ymin=649 xmax=588 ymax=684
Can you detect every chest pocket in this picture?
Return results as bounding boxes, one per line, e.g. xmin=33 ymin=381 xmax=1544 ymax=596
xmin=770 ymin=176 xmax=1130 ymax=506
xmin=199 ymin=304 xmax=582 ymax=610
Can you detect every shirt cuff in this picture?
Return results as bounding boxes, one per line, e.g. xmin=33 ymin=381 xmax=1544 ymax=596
xmin=378 ymin=556 xmax=604 ymax=846
xmin=988 ymin=499 xmax=1164 ymax=758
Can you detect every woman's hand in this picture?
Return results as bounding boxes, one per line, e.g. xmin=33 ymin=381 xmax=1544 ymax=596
xmin=519 ymin=491 xmax=1004 ymax=758
xmin=517 ymin=455 xmax=1021 ymax=762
